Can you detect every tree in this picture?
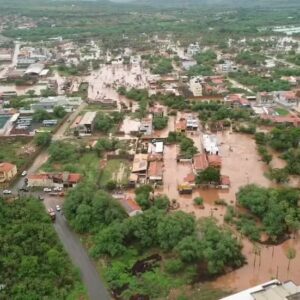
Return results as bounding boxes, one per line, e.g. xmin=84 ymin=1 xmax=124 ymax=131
xmin=33 ymin=109 xmax=51 ymax=122
xmin=268 ymin=168 xmax=289 ymax=184
xmin=157 ymin=211 xmax=195 ymax=250
xmin=286 ymin=247 xmax=296 ymax=272
xmin=34 ymin=132 xmax=52 ymax=147
xmin=153 ymin=116 xmax=168 ymax=130
xmin=176 ymin=236 xmax=203 ymax=263
xmin=53 ymin=106 xmax=67 ymax=118
xmin=91 ymin=223 xmax=126 ymax=257
xmin=194 ymin=197 xmax=204 ymax=206
xmin=196 ymin=167 xmax=221 ymax=184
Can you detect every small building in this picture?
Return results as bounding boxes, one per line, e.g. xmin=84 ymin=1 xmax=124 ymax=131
xmin=189 ymin=76 xmax=204 ymax=97
xmin=25 ymin=63 xmax=45 ymax=76
xmin=139 ymin=118 xmax=153 ymax=136
xmin=148 ymin=161 xmax=163 ymax=184
xmin=27 ymin=172 xmax=81 ymax=188
xmin=221 ymin=279 xmax=300 ymax=300
xmin=218 ymin=175 xmax=230 ymax=189
xmin=207 ymin=155 xmax=222 ymax=168
xmin=148 ymin=141 xmax=164 ymax=154
xmin=132 ymin=154 xmax=148 ymax=177
xmin=193 ymin=154 xmax=208 ymax=174
xmin=0 ymin=162 xmax=17 ymax=183
xmin=176 ymin=118 xmax=187 ymax=133
xmin=203 ymin=134 xmax=219 ymax=155
xmin=75 ymin=111 xmax=97 ymax=135
xmin=118 ymin=196 xmax=143 ymax=217
xmin=186 ymin=116 xmax=199 ymax=131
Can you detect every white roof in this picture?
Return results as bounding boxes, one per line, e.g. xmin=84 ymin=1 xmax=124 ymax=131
xmin=79 ymin=111 xmax=97 ymax=125
xmin=25 ymin=63 xmax=45 ymax=75
xmin=155 ymin=142 xmax=164 ymax=153
xmin=221 ymin=280 xmax=280 ymax=300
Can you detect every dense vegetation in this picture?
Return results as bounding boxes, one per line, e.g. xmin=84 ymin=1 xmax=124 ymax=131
xmin=229 ymin=185 xmax=300 ymax=242
xmin=0 ymin=197 xmax=86 ymax=299
xmin=63 ymin=182 xmax=244 ymax=298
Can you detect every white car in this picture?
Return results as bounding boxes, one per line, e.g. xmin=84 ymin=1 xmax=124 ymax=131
xmin=43 ymin=188 xmax=52 ymax=192
xmin=56 ymin=205 xmax=61 ymax=212
xmin=3 ymin=190 xmax=12 ymax=195
xmin=53 ymin=187 xmax=62 ymax=192
xmin=21 ymin=171 xmax=27 ymax=176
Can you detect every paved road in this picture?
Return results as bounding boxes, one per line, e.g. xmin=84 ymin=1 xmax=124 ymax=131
xmin=7 ymin=102 xmax=111 ymax=300
xmin=54 ymin=212 xmax=111 ymax=300
xmin=266 ymin=55 xmax=299 ymax=69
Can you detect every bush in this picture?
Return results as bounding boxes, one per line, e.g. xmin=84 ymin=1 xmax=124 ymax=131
xmin=194 ymin=197 xmax=204 ymax=206
xmin=164 ymin=259 xmax=184 ymax=274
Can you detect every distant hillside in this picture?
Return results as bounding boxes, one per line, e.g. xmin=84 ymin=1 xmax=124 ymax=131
xmin=129 ymin=0 xmax=300 ymax=8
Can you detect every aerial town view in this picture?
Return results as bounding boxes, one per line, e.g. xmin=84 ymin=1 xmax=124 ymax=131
xmin=1 ymin=0 xmax=300 ymax=299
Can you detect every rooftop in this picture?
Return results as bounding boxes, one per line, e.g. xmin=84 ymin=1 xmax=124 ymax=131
xmin=0 ymin=162 xmax=16 ymax=173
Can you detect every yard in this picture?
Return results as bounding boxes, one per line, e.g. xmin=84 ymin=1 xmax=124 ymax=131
xmin=0 ymin=137 xmax=35 ymax=169
xmin=99 ymin=159 xmax=131 ymax=187
xmin=275 ymin=107 xmax=289 ymax=116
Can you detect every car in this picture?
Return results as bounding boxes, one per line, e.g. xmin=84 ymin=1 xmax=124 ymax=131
xmin=56 ymin=205 xmax=61 ymax=212
xmin=43 ymin=188 xmax=52 ymax=192
xmin=3 ymin=190 xmax=12 ymax=195
xmin=21 ymin=171 xmax=27 ymax=176
xmin=19 ymin=187 xmax=29 ymax=192
xmin=53 ymin=186 xmax=62 ymax=192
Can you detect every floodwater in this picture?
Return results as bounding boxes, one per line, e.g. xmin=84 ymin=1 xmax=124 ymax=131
xmin=162 ymin=130 xmax=300 ymax=291
xmin=0 ymin=83 xmax=48 ymax=96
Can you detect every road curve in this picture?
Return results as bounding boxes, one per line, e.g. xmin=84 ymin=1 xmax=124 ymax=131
xmin=55 ymin=213 xmax=111 ymax=300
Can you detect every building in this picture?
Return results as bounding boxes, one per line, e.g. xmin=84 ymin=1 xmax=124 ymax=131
xmin=221 ymin=279 xmax=300 ymax=300
xmin=0 ymin=162 xmax=17 ymax=183
xmin=25 ymin=96 xmax=82 ymax=113
xmin=116 ymin=195 xmax=143 ymax=217
xmin=131 ymin=154 xmax=148 ymax=178
xmin=75 ymin=111 xmax=97 ymax=135
xmin=148 ymin=161 xmax=163 ymax=184
xmin=207 ymin=154 xmax=222 ymax=168
xmin=203 ymin=134 xmax=219 ymax=155
xmin=189 ymin=76 xmax=204 ymax=97
xmin=139 ymin=118 xmax=153 ymax=136
xmin=176 ymin=118 xmax=187 ymax=133
xmin=261 ymin=114 xmax=300 ymax=127
xmin=225 ymin=94 xmax=251 ymax=108
xmin=187 ymin=43 xmax=200 ymax=57
xmin=186 ymin=116 xmax=199 ymax=131
xmin=256 ymin=92 xmax=274 ymax=106
xmin=193 ymin=154 xmax=209 ymax=174
xmin=25 ymin=63 xmax=45 ymax=76
xmin=217 ymin=60 xmax=238 ymax=73
xmin=27 ymin=172 xmax=81 ymax=188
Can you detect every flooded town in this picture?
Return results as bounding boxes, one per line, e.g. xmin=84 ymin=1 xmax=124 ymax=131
xmin=1 ymin=0 xmax=300 ymax=300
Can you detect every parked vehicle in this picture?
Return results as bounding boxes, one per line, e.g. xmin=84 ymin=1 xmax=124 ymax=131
xmin=53 ymin=187 xmax=62 ymax=192
xmin=19 ymin=187 xmax=29 ymax=192
xmin=43 ymin=188 xmax=52 ymax=192
xmin=21 ymin=171 xmax=27 ymax=176
xmin=47 ymin=208 xmax=56 ymax=221
xmin=3 ymin=190 xmax=12 ymax=195
xmin=56 ymin=205 xmax=61 ymax=212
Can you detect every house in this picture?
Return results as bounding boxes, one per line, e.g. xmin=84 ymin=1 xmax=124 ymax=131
xmin=27 ymin=172 xmax=81 ymax=188
xmin=187 ymin=43 xmax=200 ymax=57
xmin=221 ymin=279 xmax=300 ymax=300
xmin=131 ymin=154 xmax=148 ymax=176
xmin=189 ymin=76 xmax=203 ymax=97
xmin=176 ymin=118 xmax=187 ymax=132
xmin=148 ymin=161 xmax=163 ymax=184
xmin=225 ymin=94 xmax=251 ymax=108
xmin=75 ymin=111 xmax=97 ymax=135
xmin=26 ymin=96 xmax=82 ymax=113
xmin=139 ymin=118 xmax=153 ymax=136
xmin=193 ymin=154 xmax=208 ymax=174
xmin=207 ymin=155 xmax=222 ymax=168
xmin=0 ymin=162 xmax=17 ymax=183
xmin=203 ymin=134 xmax=219 ymax=155
xmin=148 ymin=141 xmax=164 ymax=154
xmin=118 ymin=196 xmax=143 ymax=217
xmin=25 ymin=63 xmax=45 ymax=76
xmin=260 ymin=114 xmax=300 ymax=127
xmin=218 ymin=175 xmax=230 ymax=189
xmin=186 ymin=116 xmax=199 ymax=131
xmin=256 ymin=92 xmax=274 ymax=106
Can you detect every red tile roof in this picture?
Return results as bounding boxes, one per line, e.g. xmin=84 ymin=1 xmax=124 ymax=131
xmin=68 ymin=173 xmax=81 ymax=183
xmin=148 ymin=161 xmax=163 ymax=178
xmin=221 ymin=175 xmax=230 ymax=186
xmin=0 ymin=162 xmax=16 ymax=173
xmin=207 ymin=155 xmax=222 ymax=167
xmin=193 ymin=154 xmax=208 ymax=171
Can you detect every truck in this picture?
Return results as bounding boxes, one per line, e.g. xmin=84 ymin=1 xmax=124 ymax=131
xmin=47 ymin=208 xmax=56 ymax=221
xmin=178 ymin=184 xmax=193 ymax=195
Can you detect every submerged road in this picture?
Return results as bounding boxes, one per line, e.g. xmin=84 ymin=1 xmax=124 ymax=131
xmin=54 ymin=213 xmax=110 ymax=300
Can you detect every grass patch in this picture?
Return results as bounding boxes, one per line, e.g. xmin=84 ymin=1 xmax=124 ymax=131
xmin=99 ymin=159 xmax=131 ymax=186
xmin=0 ymin=137 xmax=34 ymax=169
xmin=275 ymin=107 xmax=289 ymax=116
